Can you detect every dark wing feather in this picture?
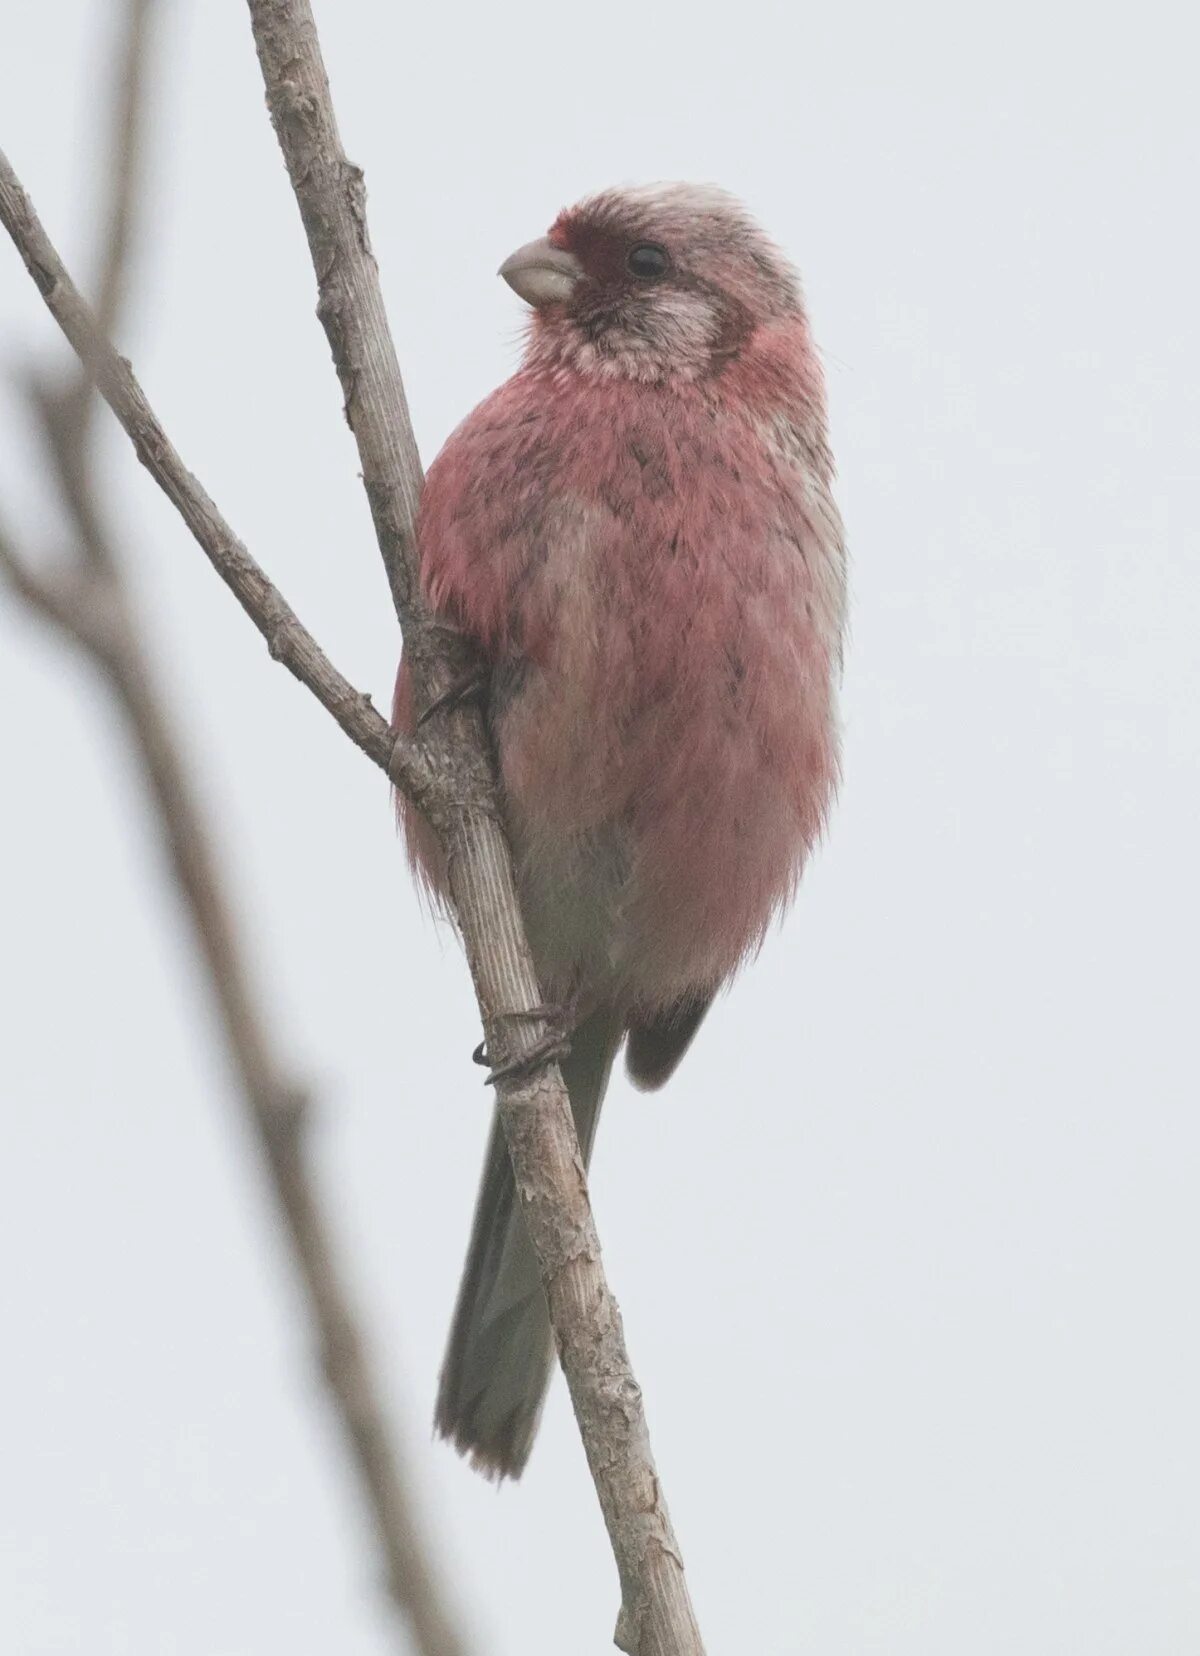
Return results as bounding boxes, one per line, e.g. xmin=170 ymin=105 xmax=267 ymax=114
xmin=625 ymin=994 xmax=712 ymax=1092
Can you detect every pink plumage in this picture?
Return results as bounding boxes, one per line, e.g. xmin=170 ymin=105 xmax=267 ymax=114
xmin=395 ymin=183 xmax=846 ymax=1478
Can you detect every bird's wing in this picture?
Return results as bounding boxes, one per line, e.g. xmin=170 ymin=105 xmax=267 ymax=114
xmin=625 ymin=994 xmax=713 ymax=1091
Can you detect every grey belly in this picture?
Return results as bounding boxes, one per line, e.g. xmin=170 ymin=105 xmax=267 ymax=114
xmin=511 ymin=817 xmax=632 ymax=1009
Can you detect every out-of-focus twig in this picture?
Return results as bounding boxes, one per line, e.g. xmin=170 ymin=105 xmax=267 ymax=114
xmin=48 ymin=0 xmax=158 ymax=549
xmin=92 ymin=0 xmax=154 ymax=343
xmin=0 ymin=9 xmax=467 ymax=1652
xmin=0 ymin=503 xmax=468 ymax=1656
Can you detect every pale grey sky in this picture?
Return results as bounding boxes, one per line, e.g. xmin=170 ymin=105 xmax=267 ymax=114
xmin=2 ymin=3 xmax=1197 ymax=1653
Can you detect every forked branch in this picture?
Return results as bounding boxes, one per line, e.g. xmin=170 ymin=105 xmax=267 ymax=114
xmin=2 ymin=4 xmax=707 ymax=1640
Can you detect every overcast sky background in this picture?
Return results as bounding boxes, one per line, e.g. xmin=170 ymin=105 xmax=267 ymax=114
xmin=2 ymin=3 xmax=1197 ymax=1653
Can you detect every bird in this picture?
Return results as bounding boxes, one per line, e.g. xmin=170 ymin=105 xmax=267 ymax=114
xmin=393 ymin=183 xmax=846 ymax=1480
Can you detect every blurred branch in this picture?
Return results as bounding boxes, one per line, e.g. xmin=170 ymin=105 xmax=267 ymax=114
xmin=0 ymin=10 xmax=467 ymax=1654
xmin=0 ymin=510 xmax=467 ymax=1656
xmin=92 ymin=0 xmax=154 ymax=343
xmin=34 ymin=0 xmax=158 ymax=568
xmin=0 ymin=1 xmax=706 ymax=1644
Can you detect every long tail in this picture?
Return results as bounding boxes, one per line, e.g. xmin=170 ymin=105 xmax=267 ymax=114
xmin=435 ymin=1005 xmax=624 ymax=1479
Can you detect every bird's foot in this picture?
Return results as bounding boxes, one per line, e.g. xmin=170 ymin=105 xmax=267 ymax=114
xmin=473 ymin=1001 xmax=576 ymax=1087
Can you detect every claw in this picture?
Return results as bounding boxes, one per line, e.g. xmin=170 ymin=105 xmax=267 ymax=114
xmin=473 ymin=999 xmax=578 ymax=1086
xmin=416 ymin=670 xmax=488 ymax=728
xmin=483 ymin=1028 xmax=573 ymax=1087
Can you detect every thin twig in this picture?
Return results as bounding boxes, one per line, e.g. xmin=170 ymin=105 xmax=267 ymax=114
xmin=0 ymin=150 xmax=433 ymax=808
xmin=0 ymin=11 xmax=468 ymax=1649
xmin=2 ymin=8 xmax=707 ymax=1636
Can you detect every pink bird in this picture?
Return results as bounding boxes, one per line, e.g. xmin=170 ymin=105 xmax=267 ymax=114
xmin=395 ymin=183 xmax=846 ymax=1479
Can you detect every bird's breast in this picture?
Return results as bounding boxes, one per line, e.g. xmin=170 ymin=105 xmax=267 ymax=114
xmin=483 ymin=389 xmax=844 ymax=1006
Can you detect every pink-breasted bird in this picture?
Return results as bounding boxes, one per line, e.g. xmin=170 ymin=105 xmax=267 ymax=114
xmin=394 ymin=183 xmax=846 ymax=1479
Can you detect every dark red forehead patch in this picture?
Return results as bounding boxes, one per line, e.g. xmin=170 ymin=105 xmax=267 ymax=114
xmin=549 ymin=209 xmax=631 ymax=285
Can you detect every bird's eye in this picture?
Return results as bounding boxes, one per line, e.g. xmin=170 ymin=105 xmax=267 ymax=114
xmin=626 ymin=242 xmax=670 ymax=280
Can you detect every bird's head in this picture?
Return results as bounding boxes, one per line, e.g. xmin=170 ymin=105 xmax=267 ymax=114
xmin=500 ymin=183 xmax=804 ymax=384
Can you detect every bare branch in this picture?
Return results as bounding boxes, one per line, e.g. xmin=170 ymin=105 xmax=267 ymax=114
xmin=0 ymin=147 xmax=433 ymax=808
xmin=2 ymin=7 xmax=707 ymax=1635
xmin=244 ymin=8 xmax=705 ymax=1650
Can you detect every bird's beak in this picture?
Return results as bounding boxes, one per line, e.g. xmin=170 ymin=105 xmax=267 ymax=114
xmin=498 ymin=236 xmax=583 ymax=308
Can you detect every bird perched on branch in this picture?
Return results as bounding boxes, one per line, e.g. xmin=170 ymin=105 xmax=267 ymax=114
xmin=394 ymin=183 xmax=846 ymax=1479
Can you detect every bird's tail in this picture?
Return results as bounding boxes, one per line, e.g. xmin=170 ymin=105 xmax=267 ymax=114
xmin=435 ymin=1005 xmax=624 ymax=1479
